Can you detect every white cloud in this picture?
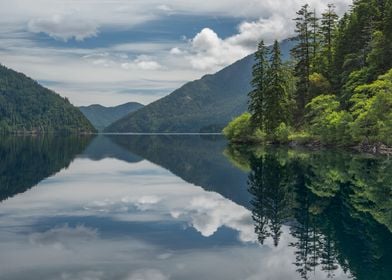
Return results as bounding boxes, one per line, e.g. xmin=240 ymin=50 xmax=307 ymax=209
xmin=29 ymin=225 xmax=98 ymax=250
xmin=169 ymin=47 xmax=183 ymax=55
xmin=0 ymin=156 xmax=353 ymax=280
xmin=184 ymin=0 xmax=350 ymax=71
xmin=186 ymin=28 xmax=249 ymax=71
xmin=28 ymin=13 xmax=99 ymax=41
xmin=0 ymin=0 xmax=353 ymax=105
xmin=121 ymin=55 xmax=163 ymax=71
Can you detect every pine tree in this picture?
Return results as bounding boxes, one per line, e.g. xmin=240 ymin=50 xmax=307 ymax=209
xmin=320 ymin=4 xmax=339 ymax=79
xmin=248 ymin=40 xmax=268 ymax=129
xmin=311 ymin=8 xmax=321 ymax=71
xmin=291 ymin=4 xmax=315 ymax=124
xmin=382 ymin=0 xmax=392 ymax=71
xmin=264 ymin=40 xmax=288 ymax=133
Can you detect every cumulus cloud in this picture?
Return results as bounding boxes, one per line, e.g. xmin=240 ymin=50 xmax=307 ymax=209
xmin=28 ymin=14 xmax=99 ymax=41
xmin=183 ymin=0 xmax=351 ymax=71
xmin=173 ymin=194 xmax=257 ymax=242
xmin=0 ymin=0 xmax=353 ymax=105
xmin=187 ymin=28 xmax=249 ymax=71
xmin=184 ymin=16 xmax=292 ymax=71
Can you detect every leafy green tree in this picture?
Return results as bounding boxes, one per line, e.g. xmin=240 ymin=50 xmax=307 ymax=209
xmin=309 ymin=73 xmax=332 ymax=98
xmin=350 ymin=69 xmax=392 ymax=145
xmin=223 ymin=113 xmax=264 ymax=142
xmin=306 ymin=95 xmax=352 ymax=145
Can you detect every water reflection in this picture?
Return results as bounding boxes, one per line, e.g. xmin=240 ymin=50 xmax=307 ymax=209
xmin=0 ymin=135 xmax=92 ymax=202
xmin=226 ymin=145 xmax=392 ymax=280
xmin=0 ymin=135 xmax=390 ymax=280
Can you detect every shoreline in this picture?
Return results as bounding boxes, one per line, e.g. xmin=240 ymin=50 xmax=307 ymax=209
xmin=228 ymin=138 xmax=392 ymax=156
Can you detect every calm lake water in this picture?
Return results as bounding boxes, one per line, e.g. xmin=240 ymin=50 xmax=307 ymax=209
xmin=0 ymin=135 xmax=391 ymax=280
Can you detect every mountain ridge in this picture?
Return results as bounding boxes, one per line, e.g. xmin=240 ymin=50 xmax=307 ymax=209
xmin=80 ymin=102 xmax=144 ymax=131
xmin=105 ymin=39 xmax=294 ymax=133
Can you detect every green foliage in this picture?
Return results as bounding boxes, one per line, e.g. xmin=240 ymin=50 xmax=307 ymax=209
xmin=309 ymin=72 xmax=332 ymax=97
xmin=320 ymin=4 xmax=339 ymax=78
xmin=0 ymin=64 xmax=95 ymax=134
xmin=248 ymin=41 xmax=268 ymax=129
xmin=306 ymin=95 xmax=352 ymax=145
xmin=226 ymin=1 xmax=392 ymax=149
xmin=223 ymin=113 xmax=258 ymax=142
xmin=350 ymin=69 xmax=392 ymax=145
xmin=288 ymin=130 xmax=313 ymax=144
xmin=291 ymin=4 xmax=315 ymax=121
xmin=248 ymin=40 xmax=292 ymax=133
xmin=340 ymin=68 xmax=370 ymax=106
xmin=274 ymin=123 xmax=291 ymax=143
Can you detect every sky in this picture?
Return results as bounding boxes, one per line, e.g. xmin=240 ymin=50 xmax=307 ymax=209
xmin=0 ymin=0 xmax=352 ymax=106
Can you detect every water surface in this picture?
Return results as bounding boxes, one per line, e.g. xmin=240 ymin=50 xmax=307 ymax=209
xmin=0 ymin=135 xmax=391 ymax=280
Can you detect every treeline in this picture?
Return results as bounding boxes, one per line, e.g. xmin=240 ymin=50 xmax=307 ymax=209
xmin=224 ymin=0 xmax=392 ymax=147
xmin=0 ymin=64 xmax=96 ymax=134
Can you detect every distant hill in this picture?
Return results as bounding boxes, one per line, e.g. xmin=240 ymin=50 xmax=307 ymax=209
xmin=105 ymin=39 xmax=294 ymax=133
xmin=0 ymin=64 xmax=95 ymax=133
xmin=80 ymin=102 xmax=144 ymax=131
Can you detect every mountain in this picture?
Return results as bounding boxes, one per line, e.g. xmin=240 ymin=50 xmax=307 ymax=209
xmin=0 ymin=64 xmax=95 ymax=133
xmin=80 ymin=102 xmax=144 ymax=131
xmin=105 ymin=39 xmax=294 ymax=133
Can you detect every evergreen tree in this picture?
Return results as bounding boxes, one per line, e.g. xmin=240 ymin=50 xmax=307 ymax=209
xmin=248 ymin=41 xmax=268 ymax=129
xmin=382 ymin=0 xmax=392 ymax=71
xmin=264 ymin=40 xmax=289 ymax=132
xmin=291 ymin=4 xmax=315 ymax=123
xmin=320 ymin=4 xmax=339 ymax=79
xmin=311 ymin=8 xmax=321 ymax=71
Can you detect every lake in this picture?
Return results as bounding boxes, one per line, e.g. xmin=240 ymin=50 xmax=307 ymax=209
xmin=0 ymin=135 xmax=391 ymax=280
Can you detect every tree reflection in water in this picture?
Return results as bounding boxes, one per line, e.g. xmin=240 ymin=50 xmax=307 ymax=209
xmin=226 ymin=146 xmax=392 ymax=280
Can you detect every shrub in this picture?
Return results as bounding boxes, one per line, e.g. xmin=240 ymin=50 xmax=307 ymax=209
xmin=274 ymin=123 xmax=291 ymax=143
xmin=223 ymin=113 xmax=265 ymax=143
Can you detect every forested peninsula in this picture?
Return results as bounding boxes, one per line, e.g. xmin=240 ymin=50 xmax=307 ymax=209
xmin=223 ymin=0 xmax=392 ymax=154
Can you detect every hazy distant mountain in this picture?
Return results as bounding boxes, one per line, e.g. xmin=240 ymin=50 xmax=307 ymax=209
xmin=0 ymin=64 xmax=95 ymax=133
xmin=105 ymin=39 xmax=294 ymax=133
xmin=80 ymin=102 xmax=144 ymax=131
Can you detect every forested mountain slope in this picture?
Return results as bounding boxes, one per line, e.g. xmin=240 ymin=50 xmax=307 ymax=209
xmin=105 ymin=40 xmax=294 ymax=133
xmin=0 ymin=64 xmax=95 ymax=133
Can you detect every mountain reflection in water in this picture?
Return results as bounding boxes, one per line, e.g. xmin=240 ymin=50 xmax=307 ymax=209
xmin=0 ymin=135 xmax=390 ymax=280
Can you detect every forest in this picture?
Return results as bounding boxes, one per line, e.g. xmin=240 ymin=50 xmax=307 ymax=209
xmin=0 ymin=65 xmax=95 ymax=134
xmin=224 ymin=0 xmax=392 ymax=149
